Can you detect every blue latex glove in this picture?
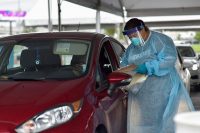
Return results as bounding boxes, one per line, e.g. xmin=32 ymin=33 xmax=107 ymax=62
xmin=135 ymin=63 xmax=147 ymax=74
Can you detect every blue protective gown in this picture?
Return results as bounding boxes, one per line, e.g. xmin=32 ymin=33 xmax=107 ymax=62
xmin=121 ymin=31 xmax=195 ymax=133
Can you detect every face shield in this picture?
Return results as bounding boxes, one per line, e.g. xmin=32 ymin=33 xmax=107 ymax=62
xmin=123 ymin=24 xmax=145 ymax=46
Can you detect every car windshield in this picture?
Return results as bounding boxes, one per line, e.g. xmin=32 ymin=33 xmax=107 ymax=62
xmin=177 ymin=46 xmax=196 ymax=57
xmin=0 ymin=39 xmax=91 ymax=80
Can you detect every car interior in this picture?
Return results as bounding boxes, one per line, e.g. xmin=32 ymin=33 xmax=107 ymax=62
xmin=1 ymin=41 xmax=89 ymax=80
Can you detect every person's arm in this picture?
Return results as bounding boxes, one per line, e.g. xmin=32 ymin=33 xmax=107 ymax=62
xmin=119 ymin=47 xmax=143 ymax=74
xmin=145 ymin=37 xmax=177 ymax=76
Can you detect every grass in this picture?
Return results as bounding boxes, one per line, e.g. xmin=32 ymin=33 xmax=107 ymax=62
xmin=191 ymin=44 xmax=200 ymax=53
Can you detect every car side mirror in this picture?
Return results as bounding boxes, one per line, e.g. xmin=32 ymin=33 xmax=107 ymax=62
xmin=198 ymin=54 xmax=200 ymax=60
xmin=107 ymin=72 xmax=132 ymax=96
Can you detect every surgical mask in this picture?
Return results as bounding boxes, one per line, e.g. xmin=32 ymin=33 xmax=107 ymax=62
xmin=130 ymin=37 xmax=140 ymax=46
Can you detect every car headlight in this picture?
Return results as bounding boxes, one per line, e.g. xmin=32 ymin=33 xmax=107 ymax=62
xmin=15 ymin=100 xmax=82 ymax=133
xmin=192 ymin=64 xmax=199 ymax=70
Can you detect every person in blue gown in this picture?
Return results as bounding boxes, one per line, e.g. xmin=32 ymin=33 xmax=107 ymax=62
xmin=119 ymin=18 xmax=195 ymax=133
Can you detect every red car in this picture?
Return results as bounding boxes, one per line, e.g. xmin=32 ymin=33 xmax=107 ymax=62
xmin=0 ymin=32 xmax=131 ymax=133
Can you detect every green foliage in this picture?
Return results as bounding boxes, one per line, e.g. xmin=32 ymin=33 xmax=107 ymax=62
xmin=119 ymin=26 xmax=124 ymax=40
xmin=195 ymin=32 xmax=200 ymax=42
xmin=192 ymin=44 xmax=200 ymax=53
xmin=103 ymin=25 xmax=125 ymax=41
xmin=104 ymin=27 xmax=115 ymax=37
xmin=23 ymin=27 xmax=36 ymax=33
xmin=177 ymin=34 xmax=181 ymax=40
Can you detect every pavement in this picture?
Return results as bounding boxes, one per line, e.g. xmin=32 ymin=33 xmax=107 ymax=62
xmin=191 ymin=90 xmax=200 ymax=110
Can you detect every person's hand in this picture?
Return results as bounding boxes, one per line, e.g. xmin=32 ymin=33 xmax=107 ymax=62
xmin=135 ymin=64 xmax=147 ymax=74
xmin=115 ymin=64 xmax=137 ymax=73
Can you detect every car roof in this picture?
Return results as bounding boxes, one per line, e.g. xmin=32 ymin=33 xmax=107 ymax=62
xmin=0 ymin=32 xmax=105 ymax=42
xmin=175 ymin=43 xmax=191 ymax=47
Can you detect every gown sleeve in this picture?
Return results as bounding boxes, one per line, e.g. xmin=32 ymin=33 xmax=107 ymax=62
xmin=145 ymin=36 xmax=177 ymax=76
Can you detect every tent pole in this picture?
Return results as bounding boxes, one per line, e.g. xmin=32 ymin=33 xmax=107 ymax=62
xmin=57 ymin=0 xmax=61 ymax=31
xmin=96 ymin=8 xmax=101 ymax=33
xmin=118 ymin=0 xmax=128 ymax=44
xmin=96 ymin=0 xmax=101 ymax=33
xmin=118 ymin=0 xmax=127 ymax=26
xmin=9 ymin=21 xmax=13 ymax=35
xmin=48 ymin=0 xmax=52 ymax=32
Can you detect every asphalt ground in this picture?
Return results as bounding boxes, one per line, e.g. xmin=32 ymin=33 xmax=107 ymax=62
xmin=191 ymin=89 xmax=200 ymax=110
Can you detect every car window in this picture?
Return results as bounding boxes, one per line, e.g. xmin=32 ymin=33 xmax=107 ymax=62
xmin=7 ymin=45 xmax=28 ymax=69
xmin=177 ymin=46 xmax=196 ymax=57
xmin=110 ymin=40 xmax=125 ymax=65
xmin=176 ymin=49 xmax=183 ymax=65
xmin=98 ymin=40 xmax=119 ymax=76
xmin=0 ymin=45 xmax=3 ymax=57
xmin=0 ymin=39 xmax=91 ymax=80
xmin=99 ymin=44 xmax=113 ymax=76
xmin=0 ymin=45 xmax=2 ymax=52
xmin=96 ymin=40 xmax=117 ymax=90
xmin=175 ymin=49 xmax=183 ymax=72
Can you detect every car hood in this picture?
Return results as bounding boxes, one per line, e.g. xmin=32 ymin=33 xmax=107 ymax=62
xmin=183 ymin=57 xmax=198 ymax=63
xmin=0 ymin=78 xmax=91 ymax=125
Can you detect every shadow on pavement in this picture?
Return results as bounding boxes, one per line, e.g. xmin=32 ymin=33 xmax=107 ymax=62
xmin=190 ymin=86 xmax=200 ymax=110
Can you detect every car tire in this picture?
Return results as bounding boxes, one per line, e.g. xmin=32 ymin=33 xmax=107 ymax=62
xmin=95 ymin=125 xmax=107 ymax=133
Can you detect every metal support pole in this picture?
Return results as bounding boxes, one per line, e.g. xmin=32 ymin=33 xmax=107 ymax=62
xmin=122 ymin=7 xmax=127 ymax=25
xmin=48 ymin=0 xmax=53 ymax=31
xmin=118 ymin=0 xmax=127 ymax=25
xmin=9 ymin=21 xmax=12 ymax=35
xmin=118 ymin=0 xmax=128 ymax=44
xmin=96 ymin=0 xmax=101 ymax=33
xmin=57 ymin=0 xmax=61 ymax=31
xmin=122 ymin=6 xmax=128 ymax=44
xmin=96 ymin=9 xmax=101 ymax=33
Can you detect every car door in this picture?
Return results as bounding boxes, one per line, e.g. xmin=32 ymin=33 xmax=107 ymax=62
xmin=94 ymin=39 xmax=127 ymax=133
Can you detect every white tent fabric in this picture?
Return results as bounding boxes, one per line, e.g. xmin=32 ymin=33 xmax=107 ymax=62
xmin=65 ymin=0 xmax=200 ymax=17
xmin=0 ymin=0 xmax=39 ymax=20
xmin=0 ymin=0 xmax=38 ymax=12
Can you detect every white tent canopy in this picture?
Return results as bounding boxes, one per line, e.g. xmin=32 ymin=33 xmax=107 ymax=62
xmin=1 ymin=0 xmax=200 ymax=34
xmin=0 ymin=0 xmax=38 ymax=13
xmin=65 ymin=0 xmax=200 ymax=17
